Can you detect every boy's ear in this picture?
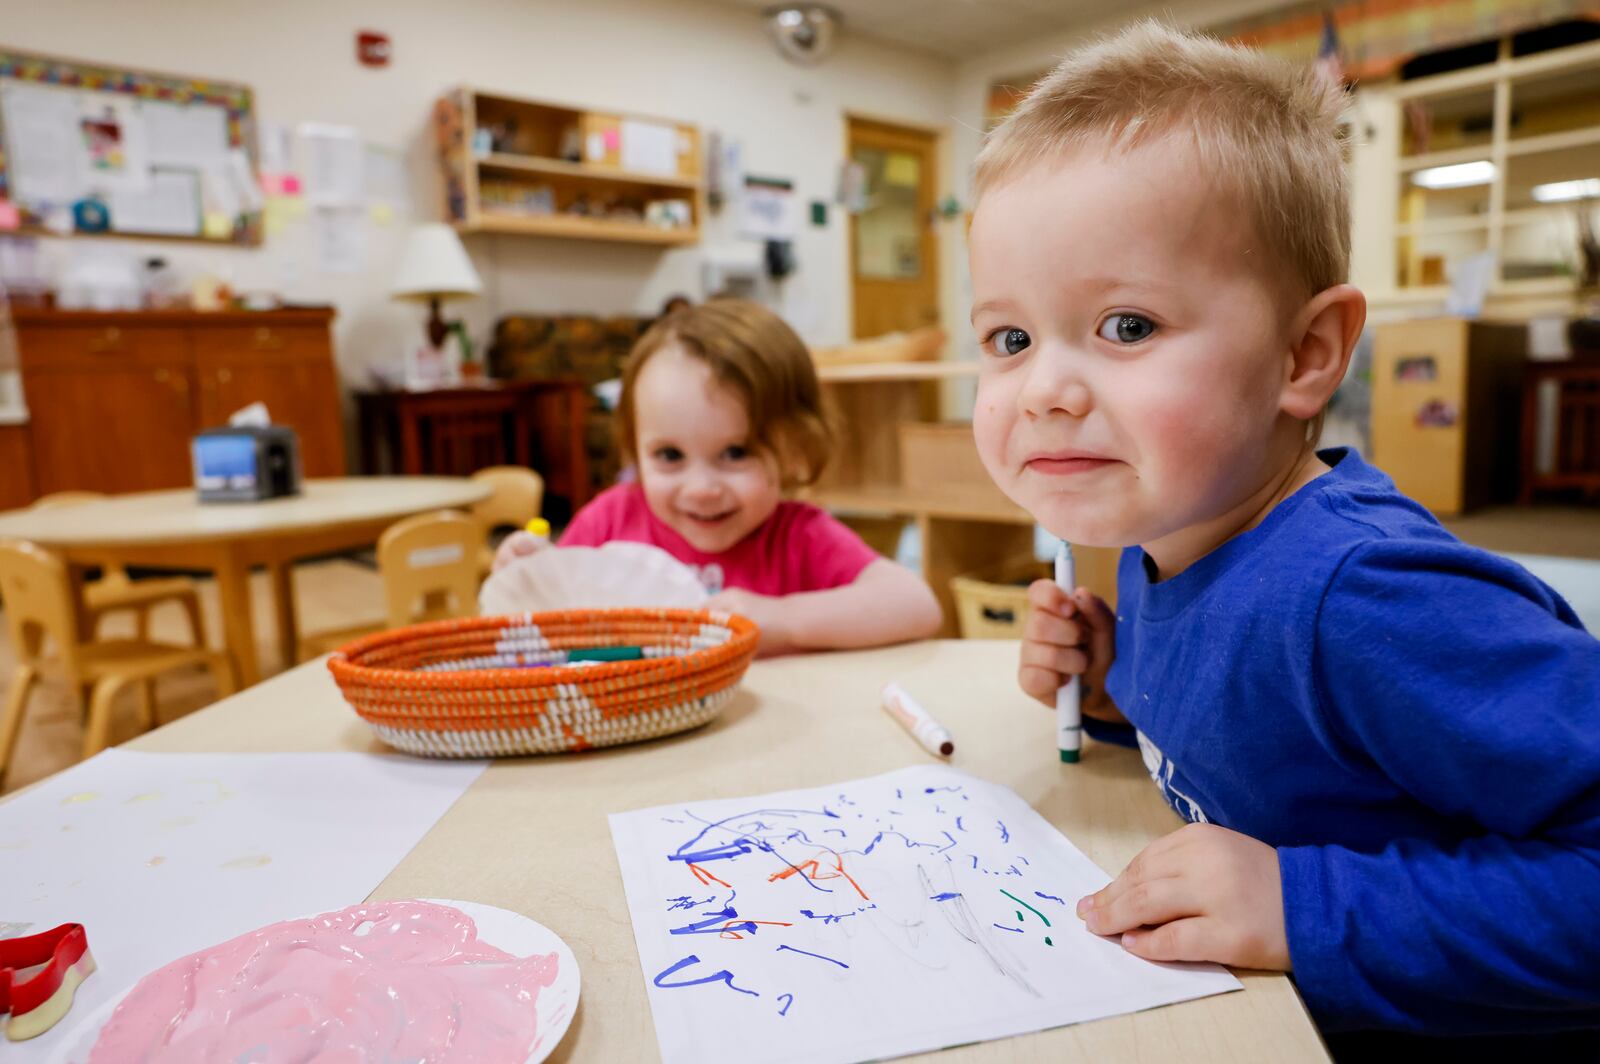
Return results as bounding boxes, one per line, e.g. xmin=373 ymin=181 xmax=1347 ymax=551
xmin=1280 ymin=284 xmax=1366 ymax=421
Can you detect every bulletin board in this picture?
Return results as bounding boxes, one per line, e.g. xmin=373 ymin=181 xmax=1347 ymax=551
xmin=0 ymin=48 xmax=261 ymax=245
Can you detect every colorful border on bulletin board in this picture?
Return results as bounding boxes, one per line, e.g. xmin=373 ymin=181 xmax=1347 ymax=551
xmin=0 ymin=47 xmax=260 ymax=245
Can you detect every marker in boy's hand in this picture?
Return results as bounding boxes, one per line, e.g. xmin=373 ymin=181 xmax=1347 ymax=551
xmin=1018 ymin=579 xmax=1124 ymax=725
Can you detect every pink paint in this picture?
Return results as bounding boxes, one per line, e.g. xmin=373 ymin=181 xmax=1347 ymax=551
xmin=89 ymin=901 xmax=559 ymax=1062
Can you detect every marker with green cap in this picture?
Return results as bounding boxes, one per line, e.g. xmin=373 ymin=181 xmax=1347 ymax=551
xmin=1054 ymin=541 xmax=1081 ymax=764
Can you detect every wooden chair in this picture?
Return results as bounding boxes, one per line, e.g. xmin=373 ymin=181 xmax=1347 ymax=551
xmin=297 ymin=510 xmax=484 ymax=660
xmin=0 ymin=539 xmax=234 ymax=785
xmin=469 ymin=466 xmax=545 ymax=576
xmin=28 ymin=492 xmax=205 ymax=646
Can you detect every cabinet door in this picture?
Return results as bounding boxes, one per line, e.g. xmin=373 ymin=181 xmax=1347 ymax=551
xmin=197 ymin=359 xmax=346 ymax=477
xmin=25 ymin=366 xmax=195 ymax=494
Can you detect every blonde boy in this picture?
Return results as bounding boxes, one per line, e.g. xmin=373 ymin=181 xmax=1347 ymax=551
xmin=968 ymin=21 xmax=1600 ymax=1046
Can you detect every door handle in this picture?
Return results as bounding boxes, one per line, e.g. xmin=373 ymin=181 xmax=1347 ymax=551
xmin=89 ymin=327 xmax=123 ymax=352
xmin=252 ymin=328 xmax=285 ymax=350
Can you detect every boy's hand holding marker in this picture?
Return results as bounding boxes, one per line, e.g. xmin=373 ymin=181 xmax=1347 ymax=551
xmin=1018 ymin=578 xmax=1124 ymax=726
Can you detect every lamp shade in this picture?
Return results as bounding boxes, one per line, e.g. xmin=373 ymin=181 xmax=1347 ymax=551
xmin=391 ymin=223 xmax=483 ymax=301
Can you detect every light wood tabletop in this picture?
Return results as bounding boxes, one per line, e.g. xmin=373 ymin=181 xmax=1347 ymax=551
xmin=0 ymin=477 xmax=490 ymax=686
xmin=125 ymin=639 xmax=1328 ymax=1062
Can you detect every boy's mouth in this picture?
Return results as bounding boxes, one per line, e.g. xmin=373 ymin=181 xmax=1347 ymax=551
xmin=1024 ymin=449 xmax=1118 ymax=476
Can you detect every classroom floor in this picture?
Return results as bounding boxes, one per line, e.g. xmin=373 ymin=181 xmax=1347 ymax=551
xmin=3 ymin=507 xmax=1598 ymax=797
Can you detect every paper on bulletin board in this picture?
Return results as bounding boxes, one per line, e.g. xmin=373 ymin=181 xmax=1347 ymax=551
xmin=312 ymin=204 xmax=367 ymax=272
xmin=108 ymin=167 xmax=201 ymax=236
xmin=75 ymin=94 xmax=152 ymax=198
xmin=739 ymin=176 xmax=797 ymax=241
xmin=299 ymin=122 xmax=365 ymax=206
xmin=0 ymin=80 xmax=88 ymax=204
xmin=142 ymin=98 xmax=230 ymax=173
xmin=621 ymin=119 xmax=677 ymax=175
xmin=0 ymin=749 xmax=487 ymax=1064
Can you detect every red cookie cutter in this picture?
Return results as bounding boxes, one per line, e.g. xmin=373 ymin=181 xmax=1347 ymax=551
xmin=1 ymin=923 xmax=96 ymax=1041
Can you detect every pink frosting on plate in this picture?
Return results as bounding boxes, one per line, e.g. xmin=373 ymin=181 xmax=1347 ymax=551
xmin=89 ymin=900 xmax=559 ymax=1063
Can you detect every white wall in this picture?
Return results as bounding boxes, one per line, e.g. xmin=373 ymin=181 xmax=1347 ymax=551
xmin=6 ymin=0 xmax=957 ymax=392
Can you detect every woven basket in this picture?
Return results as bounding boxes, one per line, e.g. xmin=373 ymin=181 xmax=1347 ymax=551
xmin=326 ymin=609 xmax=759 ymax=757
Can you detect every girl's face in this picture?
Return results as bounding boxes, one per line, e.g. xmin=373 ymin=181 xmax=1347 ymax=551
xmin=632 ymin=344 xmax=782 ymax=554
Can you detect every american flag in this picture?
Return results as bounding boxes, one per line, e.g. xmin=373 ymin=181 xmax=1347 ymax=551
xmin=1314 ymin=11 xmax=1347 ymax=91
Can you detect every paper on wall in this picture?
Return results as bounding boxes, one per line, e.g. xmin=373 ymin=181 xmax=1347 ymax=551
xmin=610 ymin=765 xmax=1240 ymax=1064
xmin=299 ymin=122 xmax=365 ymax=206
xmin=0 ymin=749 xmax=487 ymax=1064
xmin=142 ymin=98 xmax=230 ymax=172
xmin=0 ymin=81 xmax=88 ymax=204
xmin=739 ymin=176 xmax=797 ymax=241
xmin=107 ymin=168 xmax=200 ymax=236
xmin=312 ymin=204 xmax=367 ymax=272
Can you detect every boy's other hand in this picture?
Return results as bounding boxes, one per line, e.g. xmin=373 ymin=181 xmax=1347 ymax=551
xmin=1077 ymin=823 xmax=1290 ymax=971
xmin=1018 ymin=579 xmax=1124 ymax=723
xmin=491 ymin=530 xmax=546 ymax=572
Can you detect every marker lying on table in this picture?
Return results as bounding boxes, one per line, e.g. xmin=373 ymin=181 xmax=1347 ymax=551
xmin=881 ymin=682 xmax=955 ymax=758
xmin=1055 ymin=541 xmax=1081 ymax=764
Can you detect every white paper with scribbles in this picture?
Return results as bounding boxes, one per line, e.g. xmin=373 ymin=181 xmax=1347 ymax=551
xmin=610 ymin=765 xmax=1241 ymax=1063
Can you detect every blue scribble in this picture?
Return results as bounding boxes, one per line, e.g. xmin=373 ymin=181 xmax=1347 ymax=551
xmin=823 ymin=828 xmax=846 ymax=838
xmin=997 ymin=820 xmax=1010 ymax=844
xmin=776 ymin=944 xmax=850 ymax=969
xmin=653 ymin=955 xmax=760 ymax=997
xmin=929 ymin=892 xmax=961 ymax=902
xmin=895 ymin=788 xmax=903 ymax=800
xmin=993 ymin=924 xmax=1024 ymax=934
xmin=955 ymin=816 xmax=966 ymax=832
xmin=673 ymin=840 xmax=756 ymax=863
xmin=661 ymin=817 xmax=685 ymax=824
xmin=923 ymin=786 xmax=961 ymax=794
xmin=1034 ymin=891 xmax=1066 ymax=905
xmin=937 ymin=831 xmax=958 ymax=853
xmin=1019 ymin=856 xmax=1030 ymax=866
xmin=799 ymin=909 xmax=855 ymax=924
xmin=836 ymin=793 xmax=856 ymax=806
xmin=665 ymin=895 xmax=713 ymax=912
xmin=777 ymin=992 xmax=794 ymax=1016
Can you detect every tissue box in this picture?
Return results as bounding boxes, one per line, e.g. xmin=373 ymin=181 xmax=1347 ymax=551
xmin=192 ymin=426 xmax=302 ymax=502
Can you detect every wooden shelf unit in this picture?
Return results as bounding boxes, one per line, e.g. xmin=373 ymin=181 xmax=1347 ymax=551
xmin=436 ymin=89 xmax=703 ymax=246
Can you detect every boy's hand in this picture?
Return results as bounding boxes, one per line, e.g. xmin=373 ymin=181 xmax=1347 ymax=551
xmin=1078 ymin=823 xmax=1290 ymax=971
xmin=705 ymin=587 xmax=790 ymax=656
xmin=1018 ymin=579 xmax=1124 ymax=724
xmin=491 ymin=530 xmax=547 ymax=572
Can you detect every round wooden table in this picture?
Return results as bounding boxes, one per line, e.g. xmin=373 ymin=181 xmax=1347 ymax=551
xmin=0 ymin=477 xmax=491 ymax=686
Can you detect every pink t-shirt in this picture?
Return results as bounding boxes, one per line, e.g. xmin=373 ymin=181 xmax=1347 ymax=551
xmin=560 ymin=483 xmax=879 ymax=597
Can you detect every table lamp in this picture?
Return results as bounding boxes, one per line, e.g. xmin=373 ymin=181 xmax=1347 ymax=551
xmin=391 ymin=223 xmax=482 ymax=348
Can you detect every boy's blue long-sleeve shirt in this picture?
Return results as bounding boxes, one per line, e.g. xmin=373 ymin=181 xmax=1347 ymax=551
xmin=1100 ymin=448 xmax=1600 ymax=1036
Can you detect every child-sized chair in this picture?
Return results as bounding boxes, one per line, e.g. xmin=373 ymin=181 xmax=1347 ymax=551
xmin=469 ymin=466 xmax=544 ymax=577
xmin=0 ymin=539 xmax=235 ymax=786
xmin=296 ymin=510 xmax=484 ymax=661
xmin=28 ymin=492 xmax=206 ymax=646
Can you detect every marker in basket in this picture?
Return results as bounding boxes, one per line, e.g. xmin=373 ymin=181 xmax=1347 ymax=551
xmin=1054 ymin=541 xmax=1081 ymax=764
xmin=881 ymin=682 xmax=954 ymax=758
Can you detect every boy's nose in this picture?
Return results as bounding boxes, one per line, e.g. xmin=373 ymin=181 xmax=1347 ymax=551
xmin=1018 ymin=350 xmax=1093 ymax=419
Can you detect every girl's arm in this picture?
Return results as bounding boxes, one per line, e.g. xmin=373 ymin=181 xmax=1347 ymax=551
xmin=710 ymin=559 xmax=942 ymax=656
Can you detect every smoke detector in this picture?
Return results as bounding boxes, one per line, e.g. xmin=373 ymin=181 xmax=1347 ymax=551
xmin=765 ymin=5 xmax=841 ymax=66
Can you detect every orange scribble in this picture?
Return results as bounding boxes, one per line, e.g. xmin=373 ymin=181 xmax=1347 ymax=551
xmin=718 ymin=919 xmax=795 ymax=940
xmin=687 ymin=862 xmax=732 ymax=888
xmin=766 ymin=850 xmax=870 ymax=901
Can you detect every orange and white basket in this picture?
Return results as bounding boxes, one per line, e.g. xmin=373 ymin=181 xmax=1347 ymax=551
xmin=326 ymin=609 xmax=759 ymax=757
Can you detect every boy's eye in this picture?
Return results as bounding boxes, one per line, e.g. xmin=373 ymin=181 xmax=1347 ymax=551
xmin=653 ymin=446 xmax=683 ymax=463
xmin=1098 ymin=314 xmax=1156 ymax=344
xmin=988 ymin=327 xmax=1031 ymax=357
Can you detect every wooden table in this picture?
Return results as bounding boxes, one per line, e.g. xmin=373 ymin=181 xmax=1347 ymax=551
xmin=356 ymin=380 xmax=593 ymax=510
xmin=124 ymin=640 xmax=1327 ymax=1062
xmin=0 ymin=477 xmax=489 ymax=687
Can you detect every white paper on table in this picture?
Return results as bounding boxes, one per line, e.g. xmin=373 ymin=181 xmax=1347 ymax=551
xmin=0 ymin=81 xmax=88 ymax=205
xmin=107 ymin=167 xmax=200 ymax=236
xmin=312 ymin=204 xmax=367 ymax=273
xmin=620 ymin=119 xmax=678 ymax=175
xmin=0 ymin=749 xmax=487 ymax=1064
xmin=610 ymin=765 xmax=1241 ymax=1064
xmin=142 ymin=98 xmax=230 ymax=172
xmin=299 ymin=122 xmax=365 ymax=206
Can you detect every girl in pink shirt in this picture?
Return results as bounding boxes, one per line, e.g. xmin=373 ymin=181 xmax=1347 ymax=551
xmin=496 ymin=299 xmax=942 ymax=655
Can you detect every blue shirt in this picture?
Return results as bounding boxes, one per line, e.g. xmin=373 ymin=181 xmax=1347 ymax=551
xmin=1100 ymin=448 xmax=1600 ymax=1037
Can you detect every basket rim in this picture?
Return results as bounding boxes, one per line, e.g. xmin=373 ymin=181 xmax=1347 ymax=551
xmin=326 ymin=608 xmax=760 ymax=690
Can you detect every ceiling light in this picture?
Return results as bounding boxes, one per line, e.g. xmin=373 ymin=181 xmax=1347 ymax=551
xmin=1411 ymin=160 xmax=1496 ymax=189
xmin=1532 ymin=178 xmax=1600 ymax=203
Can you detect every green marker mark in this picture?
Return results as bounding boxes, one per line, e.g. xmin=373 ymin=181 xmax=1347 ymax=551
xmin=1000 ymin=889 xmax=1051 ymax=927
xmin=1045 ymin=936 xmax=1053 ymax=946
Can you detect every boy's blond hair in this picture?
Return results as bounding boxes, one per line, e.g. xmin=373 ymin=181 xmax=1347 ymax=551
xmin=975 ymin=20 xmax=1350 ymax=304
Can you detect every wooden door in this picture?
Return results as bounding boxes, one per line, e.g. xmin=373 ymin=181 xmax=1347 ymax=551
xmin=26 ymin=365 xmax=195 ymax=493
xmin=848 ymin=117 xmax=940 ymax=339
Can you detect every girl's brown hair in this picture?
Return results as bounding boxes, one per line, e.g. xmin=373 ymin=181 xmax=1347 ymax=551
xmin=616 ymin=298 xmax=833 ymax=489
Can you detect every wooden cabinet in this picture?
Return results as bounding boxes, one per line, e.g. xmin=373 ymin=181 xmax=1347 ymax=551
xmin=0 ymin=424 xmax=36 ymax=509
xmin=1371 ymin=318 xmax=1525 ymax=515
xmin=13 ymin=308 xmax=344 ymax=500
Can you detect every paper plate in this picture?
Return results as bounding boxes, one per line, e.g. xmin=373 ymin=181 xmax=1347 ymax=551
xmin=47 ymin=899 xmax=580 ymax=1064
xmin=479 ymin=542 xmax=710 ymax=615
